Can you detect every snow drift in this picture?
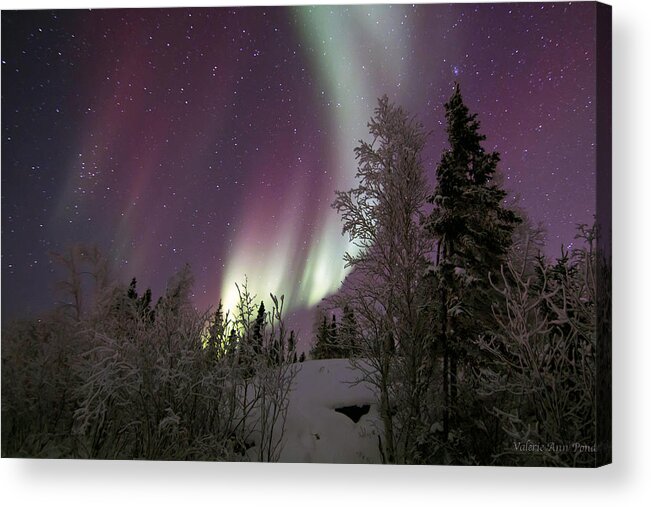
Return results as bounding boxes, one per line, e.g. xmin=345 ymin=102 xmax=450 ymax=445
xmin=272 ymin=359 xmax=383 ymax=464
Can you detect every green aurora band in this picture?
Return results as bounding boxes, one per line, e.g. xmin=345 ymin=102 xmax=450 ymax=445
xmin=220 ymin=5 xmax=413 ymax=315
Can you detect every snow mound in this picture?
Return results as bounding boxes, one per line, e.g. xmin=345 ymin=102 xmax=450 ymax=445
xmin=278 ymin=358 xmax=383 ymax=464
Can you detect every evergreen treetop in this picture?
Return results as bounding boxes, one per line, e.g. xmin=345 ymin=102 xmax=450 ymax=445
xmin=429 ymin=83 xmax=520 ymax=276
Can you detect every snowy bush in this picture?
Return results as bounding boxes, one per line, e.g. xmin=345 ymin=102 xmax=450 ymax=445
xmin=476 ymin=226 xmax=601 ymax=466
xmin=2 ymin=258 xmax=296 ymax=461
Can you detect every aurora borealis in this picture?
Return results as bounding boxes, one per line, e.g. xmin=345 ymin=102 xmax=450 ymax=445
xmin=2 ymin=3 xmax=598 ymax=345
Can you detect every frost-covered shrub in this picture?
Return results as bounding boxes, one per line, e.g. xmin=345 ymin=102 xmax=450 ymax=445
xmin=477 ymin=226 xmax=600 ymax=466
xmin=2 ymin=260 xmax=295 ymax=461
xmin=1 ymin=314 xmax=83 ymax=457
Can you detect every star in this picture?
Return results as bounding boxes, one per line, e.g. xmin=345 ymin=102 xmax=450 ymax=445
xmin=2 ymin=3 xmax=599 ymax=331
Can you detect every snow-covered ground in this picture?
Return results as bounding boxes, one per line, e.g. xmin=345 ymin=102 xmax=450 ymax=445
xmin=278 ymin=358 xmax=383 ymax=464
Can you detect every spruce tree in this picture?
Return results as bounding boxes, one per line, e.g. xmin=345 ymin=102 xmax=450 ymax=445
xmin=228 ymin=328 xmax=239 ymax=361
xmin=207 ymin=300 xmax=226 ymax=359
xmin=127 ymin=277 xmax=138 ymax=300
xmin=340 ymin=305 xmax=358 ymax=357
xmin=426 ymin=83 xmax=520 ymax=438
xmin=125 ymin=279 xmax=153 ymax=322
xmin=310 ymin=315 xmax=330 ymax=359
xmin=329 ymin=314 xmax=338 ymax=357
xmin=251 ymin=301 xmax=266 ymax=356
xmin=287 ymin=330 xmax=298 ymax=363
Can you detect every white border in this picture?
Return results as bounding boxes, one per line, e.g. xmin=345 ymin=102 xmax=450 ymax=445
xmin=1 ymin=0 xmax=650 ymax=505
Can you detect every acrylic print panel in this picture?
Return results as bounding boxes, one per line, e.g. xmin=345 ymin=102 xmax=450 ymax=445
xmin=1 ymin=2 xmax=611 ymax=466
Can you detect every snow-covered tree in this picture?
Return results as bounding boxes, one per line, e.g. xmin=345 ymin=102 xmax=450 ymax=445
xmin=476 ymin=224 xmax=600 ymax=465
xmin=332 ymin=95 xmax=432 ymax=463
xmin=338 ymin=305 xmax=359 ymax=358
xmin=310 ymin=313 xmax=335 ymax=360
xmin=2 ymin=259 xmax=297 ymax=462
xmin=425 ymin=83 xmax=520 ymax=446
xmin=287 ymin=330 xmax=298 ymax=363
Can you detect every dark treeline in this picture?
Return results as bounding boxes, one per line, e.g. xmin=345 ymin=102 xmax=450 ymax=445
xmin=309 ymin=305 xmax=358 ymax=360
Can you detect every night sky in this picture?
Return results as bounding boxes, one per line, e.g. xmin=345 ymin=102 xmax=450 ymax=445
xmin=1 ymin=3 xmax=597 ymax=345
